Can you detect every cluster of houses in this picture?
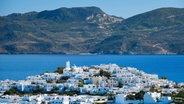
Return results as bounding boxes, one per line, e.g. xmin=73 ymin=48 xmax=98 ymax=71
xmin=0 ymin=94 xmax=107 ymax=104
xmin=0 ymin=61 xmax=182 ymax=104
xmin=115 ymin=92 xmax=172 ymax=104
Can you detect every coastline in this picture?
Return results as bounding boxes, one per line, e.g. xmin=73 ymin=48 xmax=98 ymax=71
xmin=0 ymin=53 xmax=182 ymax=55
xmin=0 ymin=54 xmax=184 ymax=82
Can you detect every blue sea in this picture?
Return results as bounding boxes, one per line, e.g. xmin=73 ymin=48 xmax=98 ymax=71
xmin=0 ymin=54 xmax=183 ymax=82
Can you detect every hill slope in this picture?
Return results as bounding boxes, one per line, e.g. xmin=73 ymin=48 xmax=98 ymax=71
xmin=0 ymin=7 xmax=184 ymax=54
xmin=0 ymin=7 xmax=123 ymax=54
xmin=91 ymin=7 xmax=184 ymax=54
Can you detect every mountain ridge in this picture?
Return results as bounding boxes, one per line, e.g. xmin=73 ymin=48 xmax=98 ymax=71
xmin=0 ymin=7 xmax=184 ymax=54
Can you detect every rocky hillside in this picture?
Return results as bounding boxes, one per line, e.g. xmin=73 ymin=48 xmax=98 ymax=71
xmin=0 ymin=7 xmax=184 ymax=54
xmin=91 ymin=7 xmax=184 ymax=54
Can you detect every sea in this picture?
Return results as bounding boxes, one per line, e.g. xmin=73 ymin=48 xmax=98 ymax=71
xmin=0 ymin=54 xmax=183 ymax=82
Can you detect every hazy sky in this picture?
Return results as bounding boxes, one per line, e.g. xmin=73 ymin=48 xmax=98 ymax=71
xmin=0 ymin=0 xmax=184 ymax=18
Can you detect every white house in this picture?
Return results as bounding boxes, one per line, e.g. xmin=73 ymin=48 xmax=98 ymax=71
xmin=107 ymin=79 xmax=118 ymax=88
xmin=49 ymin=99 xmax=63 ymax=104
xmin=43 ymin=83 xmax=64 ymax=92
xmin=0 ymin=80 xmax=16 ymax=93
xmin=98 ymin=87 xmax=109 ymax=94
xmin=26 ymin=75 xmax=47 ymax=85
xmin=75 ymin=73 xmax=89 ymax=80
xmin=65 ymin=83 xmax=78 ymax=91
xmin=92 ymin=76 xmax=102 ymax=85
xmin=89 ymin=68 xmax=100 ymax=75
xmin=162 ymin=88 xmax=177 ymax=94
xmin=83 ymin=84 xmax=97 ymax=92
xmin=66 ymin=78 xmax=79 ymax=84
xmin=17 ymin=81 xmax=37 ymax=92
xmin=158 ymin=96 xmax=173 ymax=104
xmin=42 ymin=73 xmax=61 ymax=81
xmin=143 ymin=92 xmax=161 ymax=104
xmin=72 ymin=65 xmax=83 ymax=74
xmin=98 ymin=64 xmax=119 ymax=73
xmin=115 ymin=94 xmax=126 ymax=104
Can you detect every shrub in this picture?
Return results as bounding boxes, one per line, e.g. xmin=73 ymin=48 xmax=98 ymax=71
xmin=54 ymin=66 xmax=65 ymax=74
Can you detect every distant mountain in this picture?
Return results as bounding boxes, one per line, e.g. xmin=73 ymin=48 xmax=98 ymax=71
xmin=123 ymin=8 xmax=183 ymax=27
xmin=91 ymin=7 xmax=184 ymax=54
xmin=0 ymin=7 xmax=123 ymax=54
xmin=0 ymin=7 xmax=184 ymax=54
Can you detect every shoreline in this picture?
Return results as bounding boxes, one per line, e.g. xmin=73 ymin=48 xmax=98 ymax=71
xmin=0 ymin=53 xmax=182 ymax=55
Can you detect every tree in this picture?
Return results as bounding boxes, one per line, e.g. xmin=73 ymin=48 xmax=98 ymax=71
xmin=170 ymin=91 xmax=184 ymax=103
xmin=32 ymin=88 xmax=43 ymax=94
xmin=118 ymin=82 xmax=123 ymax=88
xmin=99 ymin=69 xmax=111 ymax=78
xmin=173 ymin=91 xmax=184 ymax=97
xmin=161 ymin=76 xmax=167 ymax=80
xmin=164 ymin=85 xmax=170 ymax=88
xmin=150 ymin=85 xmax=158 ymax=92
xmin=70 ymin=68 xmax=75 ymax=72
xmin=54 ymin=66 xmax=65 ymax=74
xmin=47 ymin=80 xmax=53 ymax=83
xmin=57 ymin=76 xmax=69 ymax=83
xmin=59 ymin=89 xmax=80 ymax=96
xmin=135 ymin=91 xmax=145 ymax=100
xmin=51 ymin=86 xmax=60 ymax=93
xmin=107 ymin=93 xmax=115 ymax=100
xmin=77 ymin=79 xmax=84 ymax=87
xmin=94 ymin=73 xmax=100 ymax=77
xmin=78 ymin=82 xmax=83 ymax=87
xmin=126 ymin=91 xmax=145 ymax=100
xmin=4 ymin=87 xmax=23 ymax=96
xmin=45 ymin=71 xmax=50 ymax=73
xmin=62 ymin=76 xmax=69 ymax=80
xmin=126 ymin=94 xmax=136 ymax=100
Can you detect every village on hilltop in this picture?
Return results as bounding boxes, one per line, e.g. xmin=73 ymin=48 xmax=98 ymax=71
xmin=0 ymin=61 xmax=184 ymax=104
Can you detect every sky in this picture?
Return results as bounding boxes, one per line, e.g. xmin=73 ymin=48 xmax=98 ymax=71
xmin=0 ymin=0 xmax=184 ymax=18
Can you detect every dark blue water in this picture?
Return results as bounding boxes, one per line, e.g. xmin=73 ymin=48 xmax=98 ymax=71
xmin=0 ymin=54 xmax=183 ymax=82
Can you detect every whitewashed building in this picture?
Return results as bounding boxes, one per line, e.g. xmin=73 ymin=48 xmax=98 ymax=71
xmin=143 ymin=92 xmax=161 ymax=104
